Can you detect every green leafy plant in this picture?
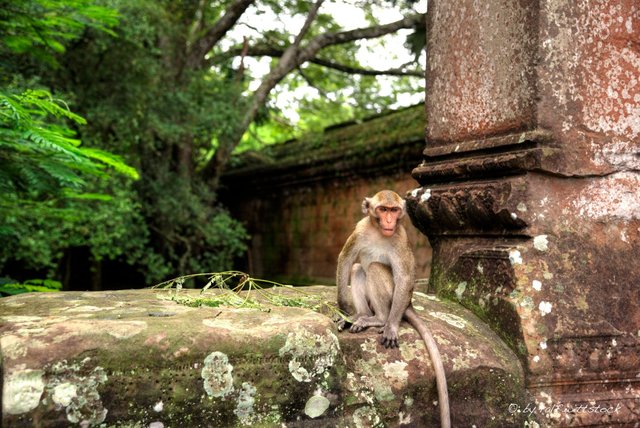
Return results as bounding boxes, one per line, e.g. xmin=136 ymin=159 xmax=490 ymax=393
xmin=154 ymin=271 xmax=345 ymax=319
xmin=0 ymin=277 xmax=62 ymax=296
xmin=0 ymin=0 xmax=119 ymax=66
xmin=0 ymin=88 xmax=138 ymax=205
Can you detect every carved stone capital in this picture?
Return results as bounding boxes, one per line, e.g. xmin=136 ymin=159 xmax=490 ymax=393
xmin=406 ymin=180 xmax=527 ymax=237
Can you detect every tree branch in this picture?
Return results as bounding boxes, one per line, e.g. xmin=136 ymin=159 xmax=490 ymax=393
xmin=310 ymin=57 xmax=423 ymax=77
xmin=296 ymin=66 xmax=329 ymax=98
xmin=201 ymin=0 xmax=325 ymax=186
xmin=211 ymin=45 xmax=424 ymax=77
xmin=243 ymin=0 xmax=326 ymax=136
xmin=298 ymin=13 xmax=425 ymax=64
xmin=185 ymin=0 xmax=255 ymax=70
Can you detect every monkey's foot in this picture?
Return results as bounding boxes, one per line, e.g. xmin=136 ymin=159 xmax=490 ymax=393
xmin=350 ymin=316 xmax=385 ymax=333
xmin=379 ymin=324 xmax=399 ymax=348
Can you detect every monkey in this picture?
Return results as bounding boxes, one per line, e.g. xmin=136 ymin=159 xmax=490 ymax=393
xmin=336 ymin=190 xmax=451 ymax=428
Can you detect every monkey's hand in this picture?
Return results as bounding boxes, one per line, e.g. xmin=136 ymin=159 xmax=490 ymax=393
xmin=336 ymin=317 xmax=347 ymax=331
xmin=379 ymin=324 xmax=400 ymax=348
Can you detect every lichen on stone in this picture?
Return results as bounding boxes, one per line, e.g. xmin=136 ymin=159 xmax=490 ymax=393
xmin=353 ymin=339 xmax=396 ymax=402
xmin=538 ymin=301 xmax=553 ymax=316
xmin=382 ymin=361 xmax=409 ymax=389
xmin=44 ymin=358 xmax=108 ymax=425
xmin=304 ymin=395 xmax=330 ymax=418
xmin=533 ymin=235 xmax=549 ymax=252
xmin=201 ymin=351 xmax=235 ymax=398
xmin=51 ymin=382 xmax=77 ymax=407
xmin=234 ymin=382 xmax=257 ymax=425
xmin=353 ymin=405 xmax=382 ymax=428
xmin=278 ymin=327 xmax=340 ymax=383
xmin=509 ymin=249 xmax=523 ymax=265
xmin=2 ymin=369 xmax=45 ymax=415
xmin=428 ymin=311 xmax=467 ymax=329
xmin=455 ymin=281 xmax=467 ymax=300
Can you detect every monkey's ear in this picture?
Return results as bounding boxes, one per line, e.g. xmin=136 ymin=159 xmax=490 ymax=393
xmin=362 ymin=197 xmax=372 ymax=215
xmin=399 ymin=199 xmax=406 ymax=218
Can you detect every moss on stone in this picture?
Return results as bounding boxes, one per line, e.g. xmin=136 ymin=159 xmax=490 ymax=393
xmin=222 ymin=105 xmax=426 ymax=189
xmin=1 ymin=287 xmax=524 ymax=427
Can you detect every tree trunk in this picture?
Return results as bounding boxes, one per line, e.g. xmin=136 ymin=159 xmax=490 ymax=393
xmin=90 ymin=257 xmax=102 ymax=291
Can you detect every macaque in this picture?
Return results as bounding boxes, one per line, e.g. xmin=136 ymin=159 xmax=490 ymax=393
xmin=336 ymin=190 xmax=450 ymax=428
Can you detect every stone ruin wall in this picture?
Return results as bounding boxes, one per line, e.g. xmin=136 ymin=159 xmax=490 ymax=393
xmin=408 ymin=0 xmax=640 ymax=425
xmin=228 ymin=175 xmax=432 ymax=285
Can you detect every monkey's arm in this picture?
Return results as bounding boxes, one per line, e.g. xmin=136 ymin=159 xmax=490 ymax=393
xmin=380 ymin=254 xmax=415 ymax=348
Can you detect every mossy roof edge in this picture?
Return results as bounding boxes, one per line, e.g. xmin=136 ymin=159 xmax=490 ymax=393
xmin=226 ymin=104 xmax=426 ymax=176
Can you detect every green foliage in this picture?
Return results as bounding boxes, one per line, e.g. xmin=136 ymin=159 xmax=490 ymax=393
xmin=138 ymin=174 xmax=248 ymax=282
xmin=0 ymin=88 xmax=138 ymax=205
xmin=0 ymin=0 xmax=118 ymax=67
xmin=0 ymin=278 xmax=62 ymax=297
xmin=0 ymin=178 xmax=148 ymax=273
xmin=0 ymin=0 xmax=149 ymax=286
xmin=1 ymin=0 xmax=423 ymax=289
xmin=0 ymin=0 xmax=249 ymax=287
xmin=155 ymin=271 xmax=344 ymax=318
xmin=55 ymin=0 xmax=250 ymax=283
xmin=0 ymin=171 xmax=245 ymax=286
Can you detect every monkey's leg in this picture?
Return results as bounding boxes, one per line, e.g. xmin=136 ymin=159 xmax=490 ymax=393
xmin=350 ymin=263 xmax=393 ymax=333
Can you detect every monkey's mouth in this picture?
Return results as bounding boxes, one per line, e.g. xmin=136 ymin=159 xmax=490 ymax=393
xmin=381 ymin=227 xmax=395 ymax=236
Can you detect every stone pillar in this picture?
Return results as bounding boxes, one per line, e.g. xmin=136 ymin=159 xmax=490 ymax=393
xmin=407 ymin=0 xmax=640 ymax=425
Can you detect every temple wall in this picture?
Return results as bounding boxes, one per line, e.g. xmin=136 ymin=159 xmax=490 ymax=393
xmin=409 ymin=1 xmax=640 ymax=425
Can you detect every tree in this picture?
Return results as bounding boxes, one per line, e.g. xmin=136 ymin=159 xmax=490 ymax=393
xmin=0 ymin=0 xmax=131 ymax=203
xmin=190 ymin=0 xmax=426 ymax=187
xmin=2 ymin=0 xmax=426 ymax=287
xmin=0 ymin=0 xmax=149 ymax=289
xmin=52 ymin=0 xmax=252 ymax=284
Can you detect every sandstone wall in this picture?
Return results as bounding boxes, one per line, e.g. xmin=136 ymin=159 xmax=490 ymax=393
xmin=409 ymin=1 xmax=640 ymax=425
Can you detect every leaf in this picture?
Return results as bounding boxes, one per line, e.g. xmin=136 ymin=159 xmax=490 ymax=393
xmin=62 ymin=191 xmax=113 ymax=201
xmin=81 ymin=148 xmax=140 ymax=179
xmin=0 ymin=278 xmax=62 ymax=296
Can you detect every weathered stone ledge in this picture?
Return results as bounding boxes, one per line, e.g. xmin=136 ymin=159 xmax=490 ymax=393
xmin=1 ymin=287 xmax=526 ymax=427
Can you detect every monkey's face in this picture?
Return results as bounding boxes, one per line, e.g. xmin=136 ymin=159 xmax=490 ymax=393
xmin=375 ymin=205 xmax=402 ymax=237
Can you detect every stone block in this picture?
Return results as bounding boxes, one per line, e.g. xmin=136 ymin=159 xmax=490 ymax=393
xmin=1 ymin=288 xmax=524 ymax=427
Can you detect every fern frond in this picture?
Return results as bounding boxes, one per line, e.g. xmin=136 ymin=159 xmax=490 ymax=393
xmin=0 ymin=93 xmax=30 ymax=125
xmin=62 ymin=190 xmax=113 ymax=201
xmin=38 ymin=158 xmax=86 ymax=189
xmin=81 ymin=148 xmax=140 ymax=179
xmin=23 ymin=127 xmax=87 ymax=162
xmin=1 ymin=87 xmax=136 ymax=202
xmin=21 ymin=89 xmax=87 ymax=125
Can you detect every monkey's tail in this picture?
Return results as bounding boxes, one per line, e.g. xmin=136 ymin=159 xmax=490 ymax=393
xmin=405 ymin=306 xmax=451 ymax=428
